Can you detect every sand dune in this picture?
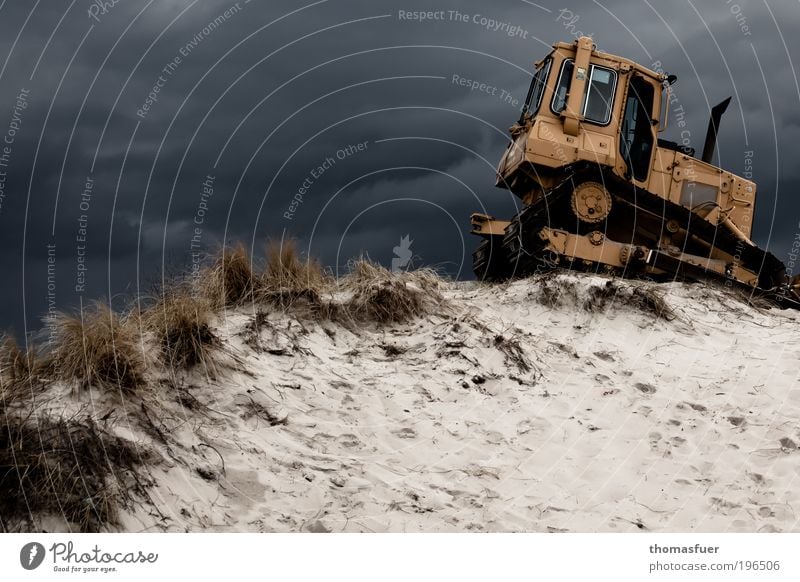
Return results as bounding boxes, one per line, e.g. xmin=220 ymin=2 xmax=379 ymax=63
xmin=16 ymin=274 xmax=800 ymax=532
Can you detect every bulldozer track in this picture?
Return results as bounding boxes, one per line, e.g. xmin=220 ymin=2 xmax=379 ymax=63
xmin=492 ymin=164 xmax=799 ymax=307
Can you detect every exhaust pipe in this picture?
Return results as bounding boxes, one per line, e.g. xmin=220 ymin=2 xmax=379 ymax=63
xmin=701 ymin=96 xmax=731 ymax=164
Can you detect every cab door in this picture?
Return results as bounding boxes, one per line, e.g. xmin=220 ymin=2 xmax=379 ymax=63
xmin=619 ymin=75 xmax=656 ymax=183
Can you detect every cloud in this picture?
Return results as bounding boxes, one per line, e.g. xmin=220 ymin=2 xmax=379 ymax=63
xmin=0 ymin=0 xmax=798 ymax=334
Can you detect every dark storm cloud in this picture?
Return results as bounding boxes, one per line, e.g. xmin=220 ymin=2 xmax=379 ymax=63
xmin=0 ymin=0 xmax=798 ymax=336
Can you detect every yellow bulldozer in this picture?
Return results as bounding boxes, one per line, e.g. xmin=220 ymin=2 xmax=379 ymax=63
xmin=472 ymin=36 xmax=800 ymax=307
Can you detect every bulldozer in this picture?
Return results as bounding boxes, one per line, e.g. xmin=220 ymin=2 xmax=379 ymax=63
xmin=471 ymin=36 xmax=800 ymax=307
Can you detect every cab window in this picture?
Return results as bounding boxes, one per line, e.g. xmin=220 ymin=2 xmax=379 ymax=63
xmin=551 ymin=59 xmax=574 ymax=113
xmin=583 ymin=66 xmax=616 ymax=124
xmin=523 ymin=58 xmax=552 ymax=116
xmin=551 ymin=59 xmax=617 ymax=125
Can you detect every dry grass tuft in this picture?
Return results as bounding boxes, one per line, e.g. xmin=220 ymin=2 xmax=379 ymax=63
xmin=1 ymin=337 xmax=37 ymax=382
xmin=143 ymin=290 xmax=218 ymax=372
xmin=728 ymin=285 xmax=775 ymax=312
xmin=493 ymin=334 xmax=531 ymax=373
xmin=404 ymin=267 xmax=445 ymax=294
xmin=0 ymin=337 xmax=46 ymax=405
xmin=343 ymin=258 xmax=443 ymax=324
xmin=582 ymin=280 xmax=622 ymax=312
xmin=582 ymin=280 xmax=675 ymax=320
xmin=0 ymin=413 xmax=149 ymax=532
xmin=240 ymin=310 xmax=270 ymax=352
xmin=630 ymin=286 xmax=677 ymax=321
xmin=203 ymin=243 xmax=259 ymax=308
xmin=238 ymin=396 xmax=288 ymax=427
xmin=51 ymin=304 xmax=146 ymax=394
xmin=531 ymin=275 xmax=676 ymax=321
xmin=535 ymin=275 xmax=579 ymax=308
xmin=259 ymin=239 xmax=327 ymax=309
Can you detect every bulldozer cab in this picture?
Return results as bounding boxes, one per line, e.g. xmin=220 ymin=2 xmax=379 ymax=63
xmin=510 ymin=37 xmax=664 ymax=187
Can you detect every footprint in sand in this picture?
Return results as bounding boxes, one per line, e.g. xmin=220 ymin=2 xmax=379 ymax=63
xmin=394 ymin=427 xmax=417 ymax=439
xmin=758 ymin=506 xmax=774 ymax=518
xmin=220 ymin=469 xmax=268 ymax=509
xmin=635 ymin=382 xmax=657 ymax=395
xmin=516 ymin=417 xmax=552 ymax=437
xmin=483 ymin=430 xmax=506 ymax=445
xmin=710 ymin=497 xmax=741 ymax=514
xmin=727 ymin=416 xmax=746 ymax=428
xmin=763 ymin=504 xmax=794 ymax=521
xmin=306 ymin=520 xmax=331 ymax=533
xmin=336 ymin=433 xmax=363 ymax=449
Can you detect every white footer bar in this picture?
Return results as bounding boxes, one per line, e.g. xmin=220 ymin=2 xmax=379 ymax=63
xmin=2 ymin=533 xmax=796 ymax=581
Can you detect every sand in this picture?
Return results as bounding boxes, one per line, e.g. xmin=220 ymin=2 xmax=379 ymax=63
xmin=27 ymin=274 xmax=800 ymax=532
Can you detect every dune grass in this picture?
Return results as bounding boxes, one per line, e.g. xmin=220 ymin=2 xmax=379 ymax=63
xmin=0 ymin=337 xmax=46 ymax=406
xmin=142 ymin=289 xmax=218 ymax=373
xmin=342 ymin=258 xmax=443 ymax=324
xmin=259 ymin=239 xmax=327 ymax=309
xmin=203 ymin=243 xmax=259 ymax=308
xmin=582 ymin=280 xmax=676 ymax=320
xmin=50 ymin=303 xmax=146 ymax=394
xmin=0 ymin=413 xmax=148 ymax=532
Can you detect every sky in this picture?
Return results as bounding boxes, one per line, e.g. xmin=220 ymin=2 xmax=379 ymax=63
xmin=0 ymin=0 xmax=798 ymax=339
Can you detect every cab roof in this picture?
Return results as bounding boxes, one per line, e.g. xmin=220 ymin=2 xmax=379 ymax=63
xmin=542 ymin=39 xmax=666 ymax=84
